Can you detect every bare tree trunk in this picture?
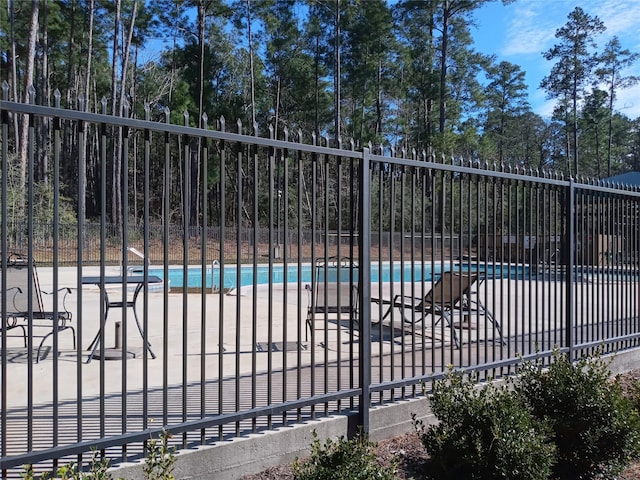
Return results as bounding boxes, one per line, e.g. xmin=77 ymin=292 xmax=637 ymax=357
xmin=65 ymin=0 xmax=76 ymax=108
xmin=606 ymin=83 xmax=614 ymax=177
xmin=438 ymin=0 xmax=449 ymax=135
xmin=40 ymin=0 xmax=50 ymax=183
xmin=9 ymin=0 xmax=19 ymax=147
xmin=115 ymin=0 xmax=138 ymax=231
xmin=80 ymin=0 xmax=95 ymax=227
xmin=247 ymin=0 xmax=256 ymax=128
xmin=194 ymin=0 xmax=207 ymax=228
xmin=334 ymin=0 xmax=341 ymax=144
xmin=132 ymin=44 xmax=139 ymax=224
xmin=18 ymin=0 xmax=39 ymax=212
xmin=197 ymin=2 xmax=206 ymax=128
xmin=110 ymin=0 xmax=121 ymax=227
xmin=118 ymin=0 xmax=137 ymax=111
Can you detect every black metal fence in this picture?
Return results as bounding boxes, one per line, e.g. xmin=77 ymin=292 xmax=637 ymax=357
xmin=3 ymin=222 xmax=470 ymax=266
xmin=1 ymin=85 xmax=640 ymax=478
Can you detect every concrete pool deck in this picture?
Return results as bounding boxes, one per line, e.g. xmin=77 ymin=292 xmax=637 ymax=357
xmin=2 ymin=265 xmax=638 ymax=476
xmin=3 ymin=264 xmax=636 ymax=405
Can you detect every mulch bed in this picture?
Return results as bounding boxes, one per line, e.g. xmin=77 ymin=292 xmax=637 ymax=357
xmin=241 ymin=369 xmax=640 ymax=479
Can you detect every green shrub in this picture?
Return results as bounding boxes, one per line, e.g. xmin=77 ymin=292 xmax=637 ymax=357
xmin=292 ymin=429 xmax=396 ymax=480
xmin=414 ymin=369 xmax=555 ymax=480
xmin=517 ymin=350 xmax=640 ymax=479
xmin=142 ymin=430 xmax=176 ymax=480
xmin=22 ymin=450 xmax=114 ymax=480
xmin=21 ymin=430 xmax=175 ymax=480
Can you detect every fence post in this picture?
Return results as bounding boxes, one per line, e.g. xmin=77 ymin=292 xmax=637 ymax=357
xmin=358 ymin=148 xmax=372 ymax=433
xmin=565 ymin=179 xmax=575 ymax=358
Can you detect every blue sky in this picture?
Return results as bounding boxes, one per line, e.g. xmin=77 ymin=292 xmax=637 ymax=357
xmin=471 ymin=0 xmax=640 ymax=119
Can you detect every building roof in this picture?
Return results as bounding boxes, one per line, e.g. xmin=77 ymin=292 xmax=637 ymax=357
xmin=604 ymin=171 xmax=640 ymax=186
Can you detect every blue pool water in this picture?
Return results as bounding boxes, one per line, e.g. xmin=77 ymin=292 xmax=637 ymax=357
xmin=140 ymin=263 xmax=529 ymax=289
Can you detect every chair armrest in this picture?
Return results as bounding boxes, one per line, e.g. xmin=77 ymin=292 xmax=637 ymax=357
xmin=392 ymin=294 xmax=423 ymax=308
xmin=41 ymin=287 xmax=73 ymax=318
xmin=305 ymin=284 xmax=312 ymax=306
xmin=371 ymin=297 xmax=392 ymax=305
xmin=372 ymin=294 xmax=422 ymax=308
xmin=6 ymin=286 xmax=22 ymax=313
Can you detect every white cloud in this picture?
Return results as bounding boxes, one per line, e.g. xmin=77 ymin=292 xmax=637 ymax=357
xmin=501 ymin=0 xmax=640 ymax=57
xmin=492 ymin=0 xmax=640 ymax=119
xmin=592 ymin=0 xmax=640 ymax=38
xmin=502 ymin=2 xmax=557 ymax=57
xmin=615 ymin=86 xmax=640 ymax=119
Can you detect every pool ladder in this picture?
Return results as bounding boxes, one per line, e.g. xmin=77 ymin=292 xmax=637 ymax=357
xmin=211 ymin=259 xmax=220 ymax=293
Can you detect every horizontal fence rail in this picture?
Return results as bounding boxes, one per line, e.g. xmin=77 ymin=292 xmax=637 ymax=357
xmin=2 ymin=88 xmax=640 ymax=478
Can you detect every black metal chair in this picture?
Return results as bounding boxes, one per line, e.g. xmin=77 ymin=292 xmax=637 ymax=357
xmin=305 ymin=257 xmax=359 ymax=343
xmin=4 ymin=253 xmax=76 ymax=361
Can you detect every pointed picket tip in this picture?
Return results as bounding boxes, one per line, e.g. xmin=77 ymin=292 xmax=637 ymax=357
xmin=236 ymin=118 xmax=242 ymax=133
xmin=1 ymin=80 xmax=9 ymax=99
xmin=297 ymin=128 xmax=303 ymax=143
xmin=219 ymin=116 xmax=226 ymax=131
xmin=27 ymin=84 xmax=36 ymax=103
xmin=283 ymin=127 xmax=289 ymax=141
xmin=253 ymin=121 xmax=259 ymax=136
xmin=201 ymin=112 xmax=208 ymax=124
xmin=164 ymin=106 xmax=170 ymax=123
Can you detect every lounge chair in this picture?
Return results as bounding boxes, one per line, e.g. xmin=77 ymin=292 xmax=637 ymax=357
xmin=3 ymin=253 xmax=76 ymax=362
xmin=372 ymin=271 xmax=504 ymax=348
xmin=305 ymin=257 xmax=359 ymax=343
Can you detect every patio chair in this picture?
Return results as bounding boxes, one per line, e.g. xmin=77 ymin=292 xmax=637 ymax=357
xmin=4 ymin=253 xmax=76 ymax=362
xmin=372 ymin=271 xmax=504 ymax=348
xmin=305 ymin=257 xmax=359 ymax=343
xmin=1 ymin=287 xmax=26 ymax=346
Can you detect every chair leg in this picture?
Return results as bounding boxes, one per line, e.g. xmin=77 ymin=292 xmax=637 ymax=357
xmin=35 ymin=325 xmax=77 ymax=363
xmin=432 ymin=311 xmax=460 ymax=349
xmin=381 ymin=306 xmax=394 ymax=321
xmin=20 ymin=325 xmax=27 ymax=347
xmin=443 ymin=311 xmax=460 ymax=349
xmin=68 ymin=325 xmax=77 ymax=349
xmin=484 ymin=307 xmax=506 ymax=346
xmin=470 ymin=300 xmax=506 ymax=346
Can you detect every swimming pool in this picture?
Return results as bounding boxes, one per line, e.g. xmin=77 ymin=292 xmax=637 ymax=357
xmin=138 ymin=262 xmax=529 ymax=290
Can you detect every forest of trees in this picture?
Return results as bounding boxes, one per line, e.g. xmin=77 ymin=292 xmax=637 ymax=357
xmin=2 ymin=0 xmax=640 ymax=228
